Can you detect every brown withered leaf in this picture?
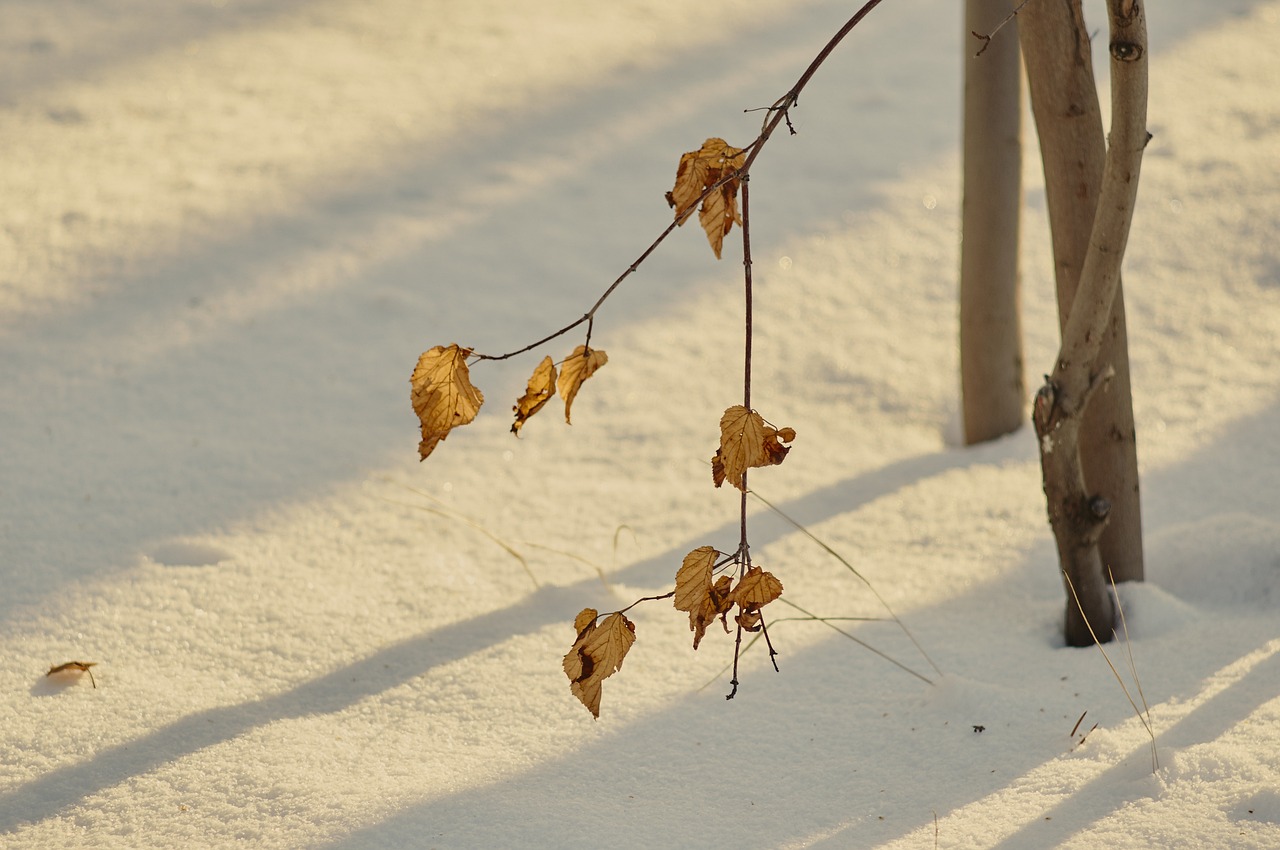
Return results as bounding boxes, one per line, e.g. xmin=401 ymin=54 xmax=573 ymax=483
xmin=46 ymin=660 xmax=98 ymax=688
xmin=411 ymin=344 xmax=484 ymax=460
xmin=761 ymin=426 xmax=797 ymax=467
xmin=673 ymin=547 xmax=735 ymax=649
xmin=673 ymin=546 xmax=718 ymax=613
xmin=665 ymin=137 xmax=746 ymax=259
xmin=714 ymin=405 xmax=766 ymax=491
xmin=713 ymin=408 xmax=796 ymax=490
xmin=511 ymin=356 xmax=557 ymax=436
xmin=692 ymin=575 xmax=735 ymax=649
xmin=563 ymin=609 xmax=635 ymax=718
xmin=711 ymin=453 xmax=727 ymax=488
xmin=557 ymin=345 xmax=608 ymax=424
xmin=731 ymin=566 xmax=783 ymax=612
xmin=736 ymin=609 xmax=762 ymax=632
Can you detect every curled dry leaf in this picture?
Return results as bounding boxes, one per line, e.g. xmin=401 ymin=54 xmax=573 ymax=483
xmin=762 ymin=426 xmax=797 ymax=467
xmin=673 ymin=546 xmax=735 ymax=649
xmin=563 ymin=609 xmax=636 ymax=718
xmin=557 ymin=345 xmax=608 ymax=424
xmin=665 ymin=137 xmax=746 ymax=259
xmin=410 ymin=344 xmax=485 ymax=461
xmin=511 ymin=356 xmax=557 ymax=436
xmin=712 ymin=406 xmax=796 ymax=491
xmin=730 ymin=566 xmax=783 ymax=612
xmin=46 ymin=660 xmax=98 ymax=688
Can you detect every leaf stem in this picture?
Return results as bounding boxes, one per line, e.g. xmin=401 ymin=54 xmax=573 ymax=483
xmin=614 ymin=590 xmax=676 ymax=617
xmin=739 ymin=175 xmax=754 ymax=561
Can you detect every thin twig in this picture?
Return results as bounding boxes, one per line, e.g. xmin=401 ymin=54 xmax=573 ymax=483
xmin=758 ymin=611 xmax=780 ymax=672
xmin=469 ymin=0 xmax=889 ymax=363
xmin=727 ymin=618 xmax=743 ymax=700
xmin=971 ymin=0 xmax=1036 ymax=57
xmin=615 ymin=590 xmax=675 ymax=617
xmin=738 ymin=175 xmax=754 ymax=560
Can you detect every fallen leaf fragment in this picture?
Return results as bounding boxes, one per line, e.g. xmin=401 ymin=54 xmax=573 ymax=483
xmin=665 ymin=137 xmax=747 ymax=259
xmin=511 ymin=356 xmax=557 ymax=436
xmin=730 ymin=566 xmax=783 ymax=611
xmin=563 ymin=609 xmax=635 ymax=718
xmin=411 ymin=344 xmax=485 ymax=460
xmin=557 ymin=345 xmax=608 ymax=424
xmin=46 ymin=661 xmax=98 ymax=688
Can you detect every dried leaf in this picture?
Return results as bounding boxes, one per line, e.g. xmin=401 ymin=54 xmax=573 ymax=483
xmin=692 ymin=575 xmax=735 ymax=649
xmin=731 ymin=566 xmax=783 ymax=612
xmin=563 ymin=610 xmax=635 ymax=718
xmin=410 ymin=344 xmax=484 ymax=460
xmin=46 ymin=660 xmax=98 ymax=688
xmin=736 ymin=609 xmax=762 ymax=632
xmin=511 ymin=356 xmax=557 ymax=436
xmin=557 ymin=345 xmax=608 ymax=424
xmin=665 ymin=137 xmax=746 ymax=259
xmin=714 ymin=405 xmax=766 ymax=491
xmin=713 ymin=407 xmax=796 ymax=490
xmin=761 ymin=426 xmax=796 ymax=467
xmin=673 ymin=546 xmax=735 ymax=649
xmin=572 ymin=607 xmax=599 ymax=635
xmin=673 ymin=546 xmax=718 ymax=613
xmin=711 ymin=453 xmax=727 ymax=488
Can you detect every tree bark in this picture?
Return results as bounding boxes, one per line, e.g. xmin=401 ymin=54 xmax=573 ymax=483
xmin=960 ymin=0 xmax=1025 ymax=445
xmin=1025 ymin=0 xmax=1148 ymax=646
xmin=1020 ymin=0 xmax=1145 ymax=592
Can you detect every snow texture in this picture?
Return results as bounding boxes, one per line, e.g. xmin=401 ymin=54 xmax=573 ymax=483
xmin=2 ymin=0 xmax=1279 ymax=847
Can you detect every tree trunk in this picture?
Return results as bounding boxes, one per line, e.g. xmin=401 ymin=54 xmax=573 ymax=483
xmin=960 ymin=0 xmax=1025 ymax=446
xmin=1023 ymin=0 xmax=1148 ymax=645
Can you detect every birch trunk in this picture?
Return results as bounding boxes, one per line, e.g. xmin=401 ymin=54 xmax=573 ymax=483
xmin=1023 ymin=0 xmax=1148 ymax=645
xmin=960 ymin=0 xmax=1025 ymax=445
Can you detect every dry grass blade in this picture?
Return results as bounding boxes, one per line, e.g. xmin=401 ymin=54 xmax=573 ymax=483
xmin=746 ymin=488 xmax=943 ymax=678
xmin=1062 ymin=569 xmax=1158 ymax=771
xmin=375 ymin=481 xmax=539 ymax=589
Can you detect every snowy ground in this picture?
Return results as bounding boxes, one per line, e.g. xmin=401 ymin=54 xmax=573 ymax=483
xmin=3 ymin=0 xmax=1279 ymax=847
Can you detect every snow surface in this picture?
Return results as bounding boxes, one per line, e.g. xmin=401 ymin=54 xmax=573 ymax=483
xmin=3 ymin=0 xmax=1279 ymax=847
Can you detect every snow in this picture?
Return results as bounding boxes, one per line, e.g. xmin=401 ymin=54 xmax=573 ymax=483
xmin=3 ymin=0 xmax=1279 ymax=847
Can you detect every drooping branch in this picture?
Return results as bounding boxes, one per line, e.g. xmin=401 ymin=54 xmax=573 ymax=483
xmin=469 ymin=0 xmax=888 ymax=364
xmin=1032 ymin=0 xmax=1148 ymax=646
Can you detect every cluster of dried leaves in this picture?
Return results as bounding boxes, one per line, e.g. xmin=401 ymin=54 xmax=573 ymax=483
xmin=559 ymin=405 xmax=794 ymax=718
xmin=712 ymin=405 xmax=795 ymax=491
xmin=564 ymin=546 xmax=783 ymax=718
xmin=410 ymin=343 xmax=608 ymax=460
xmin=412 ymin=138 xmax=798 ymax=720
xmin=666 ymin=137 xmax=747 ymax=259
xmin=674 ymin=546 xmax=783 ymax=649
